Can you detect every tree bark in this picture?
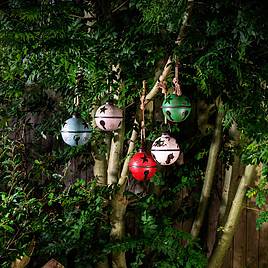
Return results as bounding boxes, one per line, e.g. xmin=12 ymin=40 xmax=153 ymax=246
xmin=106 ymin=115 xmax=126 ymax=267
xmin=219 ymin=123 xmax=243 ymax=227
xmin=93 ymin=148 xmax=108 ymax=186
xmin=118 ymin=119 xmax=139 ymax=186
xmin=176 ymin=0 xmax=195 ymax=46
xmin=208 ymin=165 xmax=256 ymax=268
xmin=218 ymin=165 xmax=232 ymax=227
xmin=107 ymin=120 xmax=125 ymax=185
xmin=191 ymin=102 xmax=224 ymax=238
xmin=110 ymin=190 xmax=128 ymax=268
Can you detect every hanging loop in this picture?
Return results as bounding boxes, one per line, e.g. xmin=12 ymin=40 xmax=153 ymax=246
xmin=158 ymin=81 xmax=168 ymax=96
xmin=140 ymin=80 xmax=147 ymax=148
xmin=173 ymin=61 xmax=182 ymax=96
xmin=74 ymin=93 xmax=80 ymax=107
xmin=158 ymin=81 xmax=169 ymax=124
xmin=74 ymin=68 xmax=83 ymax=107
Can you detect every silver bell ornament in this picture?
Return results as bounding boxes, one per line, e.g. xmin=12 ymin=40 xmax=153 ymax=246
xmin=95 ymin=102 xmax=123 ymax=131
xmin=61 ymin=115 xmax=92 ymax=146
xmin=151 ymin=133 xmax=181 ymax=165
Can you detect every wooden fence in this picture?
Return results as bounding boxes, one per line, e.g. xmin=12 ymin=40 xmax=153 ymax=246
xmin=221 ymin=201 xmax=268 ymax=268
xmin=176 ymin=199 xmax=268 ymax=268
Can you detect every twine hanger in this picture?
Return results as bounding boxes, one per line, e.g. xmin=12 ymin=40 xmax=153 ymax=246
xmin=157 ymin=79 xmax=168 ymax=125
xmin=74 ymin=68 xmax=83 ymax=108
xmin=173 ymin=60 xmax=182 ymax=96
xmin=140 ymin=80 xmax=147 ymax=148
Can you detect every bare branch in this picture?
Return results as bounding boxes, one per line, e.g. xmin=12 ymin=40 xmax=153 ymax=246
xmin=208 ymin=165 xmax=256 ymax=268
xmin=191 ymin=100 xmax=224 ymax=238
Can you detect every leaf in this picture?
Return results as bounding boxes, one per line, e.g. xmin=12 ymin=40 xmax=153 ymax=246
xmin=0 ymin=224 xmax=15 ymax=233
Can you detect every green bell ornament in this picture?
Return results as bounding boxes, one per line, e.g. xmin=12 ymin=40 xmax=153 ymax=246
xmin=160 ymin=61 xmax=191 ymax=123
xmin=161 ymin=93 xmax=191 ymax=123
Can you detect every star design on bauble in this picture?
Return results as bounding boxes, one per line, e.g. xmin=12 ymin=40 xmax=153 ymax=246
xmin=83 ymin=122 xmax=89 ymax=129
xmin=100 ymin=106 xmax=108 ymax=114
xmin=140 ymin=154 xmax=148 ymax=163
xmin=153 ymin=139 xmax=165 ymax=147
xmin=164 ymin=95 xmax=173 ymax=104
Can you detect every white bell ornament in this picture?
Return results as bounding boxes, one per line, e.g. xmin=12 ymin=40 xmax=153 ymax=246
xmin=151 ymin=133 xmax=181 ymax=165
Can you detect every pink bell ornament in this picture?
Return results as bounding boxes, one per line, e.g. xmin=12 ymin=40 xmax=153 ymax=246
xmin=61 ymin=115 xmax=92 ymax=146
xmin=151 ymin=133 xmax=181 ymax=165
xmin=95 ymin=102 xmax=123 ymax=131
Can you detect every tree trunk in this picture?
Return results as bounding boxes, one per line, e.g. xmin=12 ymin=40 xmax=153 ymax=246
xmin=191 ymin=102 xmax=224 ymax=238
xmin=93 ymin=150 xmax=108 ymax=186
xmin=219 ymin=123 xmax=243 ymax=227
xmin=108 ymin=117 xmax=127 ymax=267
xmin=218 ymin=165 xmax=232 ymax=227
xmin=107 ymin=120 xmax=125 ymax=185
xmin=208 ymin=165 xmax=256 ymax=268
xmin=110 ymin=190 xmax=128 ymax=268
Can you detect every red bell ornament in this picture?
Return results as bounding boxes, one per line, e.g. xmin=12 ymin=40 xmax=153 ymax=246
xmin=151 ymin=133 xmax=181 ymax=165
xmin=128 ymin=149 xmax=157 ymax=181
xmin=95 ymin=102 xmax=123 ymax=131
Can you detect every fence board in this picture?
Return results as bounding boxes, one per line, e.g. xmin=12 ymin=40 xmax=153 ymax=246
xmin=221 ymin=241 xmax=233 ymax=268
xmin=233 ymin=207 xmax=247 ymax=268
xmin=246 ymin=201 xmax=259 ymax=268
xmin=207 ymin=188 xmax=221 ymax=257
xmin=258 ymin=222 xmax=268 ymax=268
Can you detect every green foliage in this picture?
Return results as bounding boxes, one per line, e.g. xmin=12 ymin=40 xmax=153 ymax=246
xmin=246 ymin=162 xmax=268 ymax=229
xmin=256 ymin=211 xmax=268 ymax=230
xmin=131 ymin=0 xmax=187 ymax=34
xmin=0 ymin=125 xmax=111 ymax=267
xmin=0 ymin=135 xmax=111 ymax=267
xmin=37 ymin=179 xmax=112 ymax=267
xmin=107 ymin=208 xmax=206 ymax=268
xmin=122 ymin=158 xmax=207 ymax=267
xmin=0 ymin=0 xmax=268 ymax=266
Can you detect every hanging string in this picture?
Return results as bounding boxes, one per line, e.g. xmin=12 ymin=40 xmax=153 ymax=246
xmin=74 ymin=68 xmax=83 ymax=108
xmin=74 ymin=93 xmax=79 ymax=107
xmin=173 ymin=60 xmax=182 ymax=96
xmin=158 ymin=80 xmax=168 ymax=124
xmin=140 ymin=80 xmax=146 ymax=148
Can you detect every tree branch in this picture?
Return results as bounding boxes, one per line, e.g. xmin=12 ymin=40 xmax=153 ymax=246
xmin=191 ymin=101 xmax=224 ymax=238
xmin=176 ymin=0 xmax=195 ymax=46
xmin=218 ymin=123 xmax=242 ymax=226
xmin=108 ymin=119 xmax=125 ymax=185
xmin=208 ymin=165 xmax=256 ymax=268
